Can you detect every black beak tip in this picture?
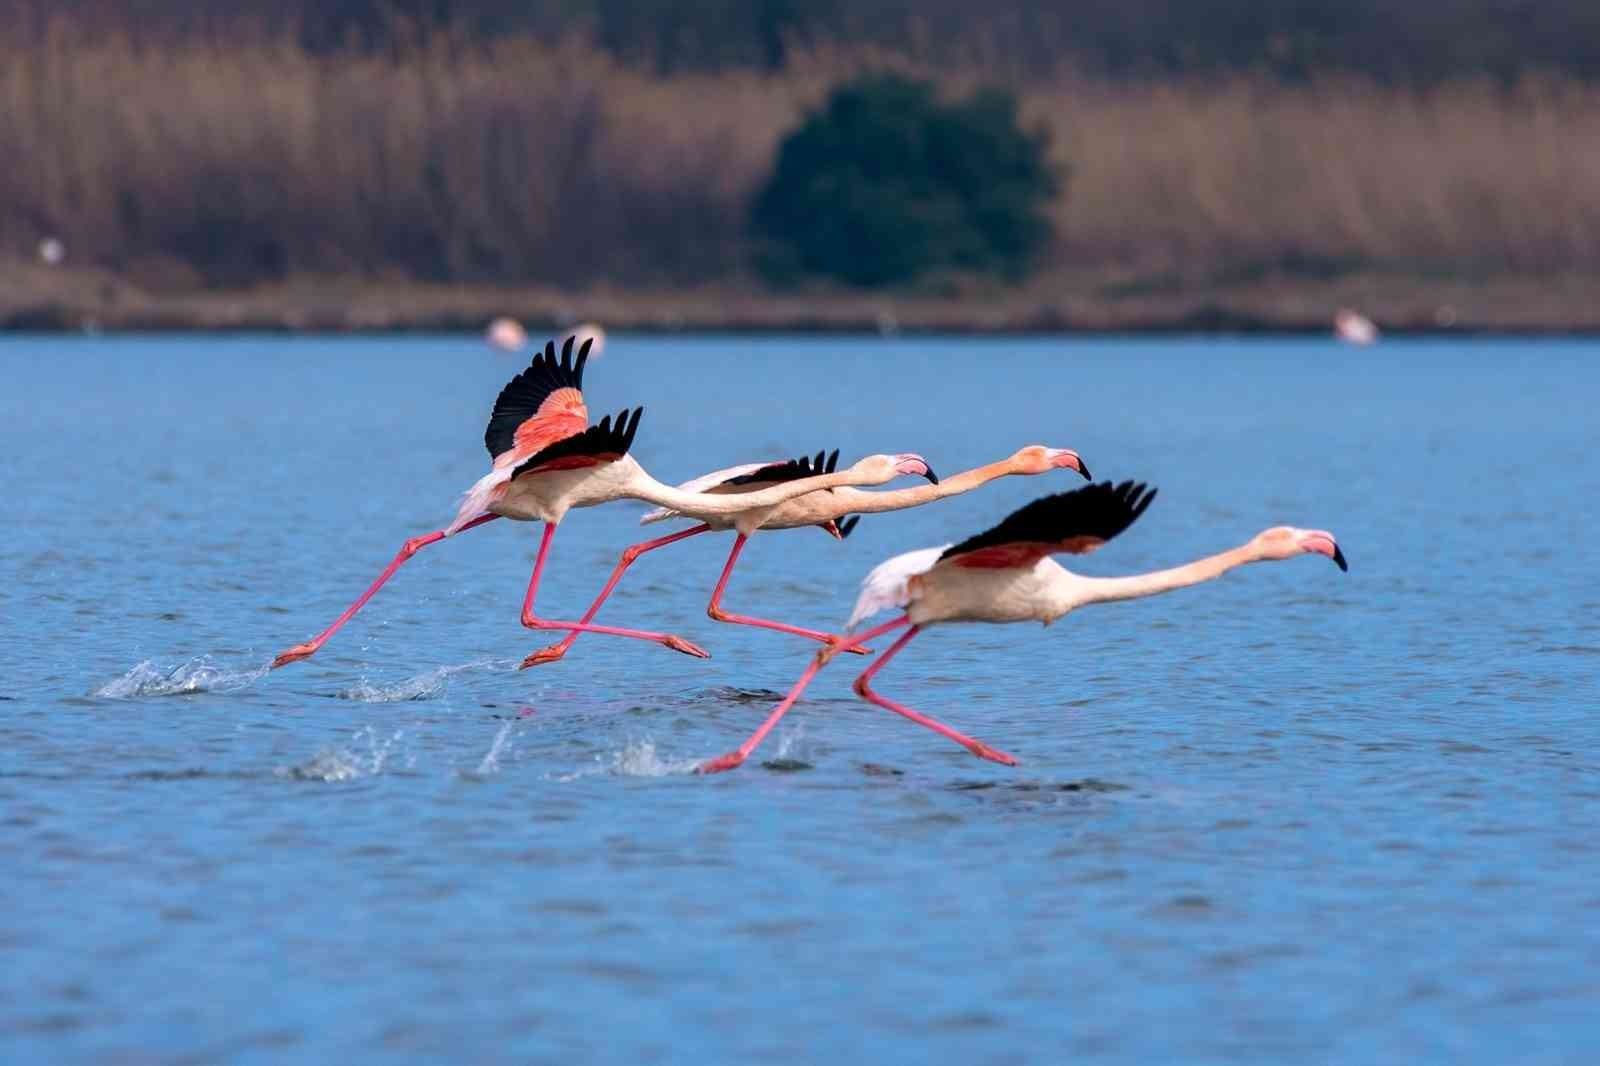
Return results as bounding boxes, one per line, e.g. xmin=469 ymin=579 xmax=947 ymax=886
xmin=1078 ymin=462 xmax=1092 ymax=481
xmin=923 ymin=466 xmax=939 ymax=485
xmin=1332 ymin=545 xmax=1348 ymax=572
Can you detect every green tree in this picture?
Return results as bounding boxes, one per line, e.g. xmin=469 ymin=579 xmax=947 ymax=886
xmin=751 ymin=74 xmax=1060 ymax=287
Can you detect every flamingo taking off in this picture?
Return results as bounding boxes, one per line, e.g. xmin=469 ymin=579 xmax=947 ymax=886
xmin=521 ymin=444 xmax=1090 ymax=668
xmin=272 ymin=336 xmax=934 ymax=670
xmin=700 ymin=480 xmax=1347 ymax=773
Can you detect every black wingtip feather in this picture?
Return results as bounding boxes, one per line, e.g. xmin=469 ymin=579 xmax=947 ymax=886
xmin=483 ymin=334 xmax=592 ymax=459
xmin=507 ymin=403 xmax=642 ymax=481
xmin=938 ymin=479 xmax=1159 ymax=563
xmin=723 ymin=448 xmax=839 ymax=487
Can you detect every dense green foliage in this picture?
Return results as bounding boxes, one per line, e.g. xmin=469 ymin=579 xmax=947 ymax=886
xmin=751 ymin=76 xmax=1058 ymax=287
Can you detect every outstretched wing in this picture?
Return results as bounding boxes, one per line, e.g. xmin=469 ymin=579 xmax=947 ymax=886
xmin=938 ymin=481 xmax=1157 ymax=570
xmin=447 ymin=335 xmax=622 ymax=534
xmin=723 ymin=449 xmax=840 ymax=487
xmin=847 ymin=545 xmax=949 ymax=630
xmin=511 ymin=407 xmax=643 ymax=478
xmin=638 ymin=449 xmax=840 ymax=525
xmin=484 ymin=336 xmax=593 ymax=467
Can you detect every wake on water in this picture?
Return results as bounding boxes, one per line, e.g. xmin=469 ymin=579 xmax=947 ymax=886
xmin=335 ymin=658 xmax=515 ymax=703
xmin=551 ymin=726 xmax=810 ymax=781
xmin=281 ymin=725 xmax=413 ymax=782
xmin=93 ymin=657 xmax=810 ymax=782
xmin=92 ymin=656 xmax=517 ymax=702
xmin=94 ymin=657 xmax=269 ymax=698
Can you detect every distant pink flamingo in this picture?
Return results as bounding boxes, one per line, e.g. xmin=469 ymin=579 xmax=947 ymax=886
xmin=520 ymin=444 xmax=1090 ymax=668
xmin=700 ymin=480 xmax=1347 ymax=773
xmin=272 ymin=336 xmax=933 ymax=669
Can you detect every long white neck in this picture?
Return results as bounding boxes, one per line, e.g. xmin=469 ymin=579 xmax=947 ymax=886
xmin=1066 ymin=543 xmax=1261 ymax=608
xmin=829 ymin=459 xmax=1015 ymax=516
xmin=622 ymin=464 xmax=885 ymax=517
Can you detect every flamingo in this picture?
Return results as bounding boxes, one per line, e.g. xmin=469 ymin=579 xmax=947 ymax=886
xmin=520 ymin=444 xmax=1091 ymax=668
xmin=485 ymin=317 xmax=528 ymax=352
xmin=271 ymin=336 xmax=934 ymax=670
xmin=700 ymin=480 xmax=1347 ymax=773
xmin=1335 ymin=309 xmax=1379 ymax=345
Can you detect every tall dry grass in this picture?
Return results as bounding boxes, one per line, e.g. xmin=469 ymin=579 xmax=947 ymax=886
xmin=4 ymin=27 xmax=1600 ymax=289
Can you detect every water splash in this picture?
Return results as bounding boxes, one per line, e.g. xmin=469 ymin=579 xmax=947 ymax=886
xmin=610 ymin=737 xmax=701 ymax=777
xmin=335 ymin=659 xmax=508 ymax=703
xmin=281 ymin=725 xmax=410 ymax=782
xmin=475 ymin=721 xmax=516 ymax=775
xmin=551 ymin=736 xmax=702 ymax=781
xmin=773 ymin=724 xmax=807 ymax=761
xmin=95 ymin=657 xmax=268 ymax=698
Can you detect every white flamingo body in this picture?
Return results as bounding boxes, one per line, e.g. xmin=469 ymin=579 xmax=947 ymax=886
xmin=639 ymin=446 xmax=1087 ymax=533
xmin=485 ymin=454 xmax=893 ymax=534
xmin=273 ymin=335 xmax=929 ymax=671
xmin=701 ymin=481 xmax=1348 ymax=774
xmin=524 ymin=446 xmax=1091 ymax=667
xmin=849 ymin=548 xmax=1096 ymax=628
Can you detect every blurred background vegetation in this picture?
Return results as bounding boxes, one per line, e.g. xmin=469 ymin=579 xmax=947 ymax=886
xmin=5 ymin=0 xmax=1600 ymax=326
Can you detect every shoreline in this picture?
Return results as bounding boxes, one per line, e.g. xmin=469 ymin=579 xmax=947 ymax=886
xmin=5 ymin=264 xmax=1599 ymax=336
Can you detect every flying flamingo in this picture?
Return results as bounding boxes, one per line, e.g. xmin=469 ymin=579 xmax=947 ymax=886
xmin=700 ymin=480 xmax=1347 ymax=773
xmin=520 ymin=444 xmax=1091 ymax=668
xmin=271 ymin=336 xmax=934 ymax=670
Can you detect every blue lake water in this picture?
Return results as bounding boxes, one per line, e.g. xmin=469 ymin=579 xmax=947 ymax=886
xmin=2 ymin=333 xmax=1597 ymax=1063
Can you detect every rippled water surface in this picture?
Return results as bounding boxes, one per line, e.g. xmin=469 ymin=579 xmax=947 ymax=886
xmin=3 ymin=334 xmax=1598 ymax=1063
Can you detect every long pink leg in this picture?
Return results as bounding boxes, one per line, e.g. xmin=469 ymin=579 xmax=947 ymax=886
xmin=852 ymin=628 xmax=1017 ymax=766
xmin=699 ymin=615 xmax=912 ymax=774
xmin=517 ymin=522 xmax=710 ymax=667
xmin=272 ymin=513 xmax=501 ymax=668
xmin=521 ymin=524 xmax=712 ymax=668
xmin=704 ymin=535 xmax=872 ymax=654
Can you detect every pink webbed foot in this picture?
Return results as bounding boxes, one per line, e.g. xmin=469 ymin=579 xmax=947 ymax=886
xmin=697 ymin=751 xmax=746 ymax=775
xmin=662 ymin=635 xmax=711 ymax=659
xmin=966 ymin=741 xmax=1019 ymax=767
xmin=520 ymin=634 xmax=709 ymax=669
xmin=519 ymin=645 xmax=568 ymax=669
xmin=272 ymin=642 xmax=318 ymax=669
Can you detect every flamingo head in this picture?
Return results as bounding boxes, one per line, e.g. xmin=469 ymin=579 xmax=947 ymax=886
xmin=849 ymin=453 xmax=938 ymax=485
xmin=1251 ymin=526 xmax=1348 ymax=571
xmin=1011 ymin=445 xmax=1091 ymax=479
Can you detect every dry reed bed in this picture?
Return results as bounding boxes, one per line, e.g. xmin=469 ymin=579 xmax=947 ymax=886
xmin=4 ymin=31 xmax=1600 ymax=287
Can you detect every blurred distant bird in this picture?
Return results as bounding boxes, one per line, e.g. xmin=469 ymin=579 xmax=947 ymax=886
xmin=272 ymin=336 xmax=932 ymax=670
xmin=571 ymin=322 xmax=607 ymax=358
xmin=700 ymin=480 xmax=1347 ymax=773
xmin=522 ymin=444 xmax=1090 ymax=667
xmin=486 ymin=317 xmax=528 ymax=352
xmin=1335 ymin=309 xmax=1379 ymax=345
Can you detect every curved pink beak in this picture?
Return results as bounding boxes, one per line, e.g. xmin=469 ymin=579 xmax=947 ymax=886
xmin=1302 ymin=531 xmax=1348 ymax=572
xmin=1048 ymin=448 xmax=1091 ymax=480
xmin=893 ymin=453 xmax=938 ymax=484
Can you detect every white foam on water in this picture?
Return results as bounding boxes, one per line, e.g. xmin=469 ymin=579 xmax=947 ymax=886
xmin=475 ymin=720 xmax=516 ymax=775
xmin=772 ymin=723 xmax=808 ymax=760
xmin=95 ymin=657 xmax=269 ymax=699
xmin=336 ymin=658 xmax=510 ymax=703
xmin=550 ymin=736 xmax=701 ymax=781
xmin=281 ymin=725 xmax=411 ymax=782
xmin=610 ymin=737 xmax=701 ymax=777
